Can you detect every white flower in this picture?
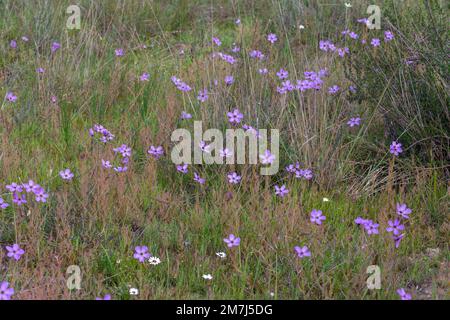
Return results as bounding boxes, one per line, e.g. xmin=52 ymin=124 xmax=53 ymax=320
xmin=216 ymin=252 xmax=226 ymax=259
xmin=322 ymin=197 xmax=330 ymax=202
xmin=345 ymin=3 xmax=352 ymax=8
xmin=129 ymin=287 xmax=139 ymax=295
xmin=148 ymin=256 xmax=161 ymax=265
xmin=299 ymin=24 xmax=305 ymax=30
xmin=202 ymin=274 xmax=213 ymax=280
xmin=270 ymin=292 xmax=275 ymax=297
xmin=116 ymin=259 xmax=121 ymax=264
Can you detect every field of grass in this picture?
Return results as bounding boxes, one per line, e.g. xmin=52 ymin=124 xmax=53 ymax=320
xmin=0 ymin=0 xmax=448 ymax=300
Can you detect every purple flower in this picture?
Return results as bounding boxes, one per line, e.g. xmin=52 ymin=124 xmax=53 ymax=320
xmin=199 ymin=141 xmax=211 ymax=153
xmin=0 ymin=197 xmax=9 ymax=209
xmin=258 ymin=68 xmax=268 ymax=75
xmin=227 ymin=172 xmax=241 ymax=184
xmin=96 ymin=294 xmax=111 ymax=300
xmin=148 ymin=146 xmax=164 ymax=159
xmin=194 ymin=173 xmax=206 ymax=185
xmin=397 ymin=288 xmax=412 ymax=300
xmin=396 ymin=203 xmax=412 ymax=219
xmin=296 ymin=80 xmax=310 ymax=91
xmin=51 ymin=42 xmax=61 ymax=53
xmin=389 ymin=141 xmax=403 ymax=156
xmin=319 ymin=40 xmax=336 ymax=52
xmin=384 ymin=31 xmax=394 ymax=42
xmin=181 ymin=111 xmax=192 ymax=120
xmin=281 ymin=80 xmax=295 ymax=92
xmin=171 ymin=76 xmax=192 ymax=92
xmin=140 ymin=72 xmax=150 ymax=81
xmin=90 ymin=124 xmax=115 ymax=143
xmin=220 ymin=148 xmax=233 ymax=158
xmin=274 ymin=185 xmax=289 ymax=198
xmin=6 ymin=244 xmax=25 ymax=261
xmin=0 ymin=282 xmax=14 ymax=300
xmin=285 ymin=163 xmax=298 ymax=173
xmin=12 ymin=193 xmax=26 ymax=206
xmin=6 ymin=92 xmax=17 ymax=103
xmin=310 ymin=209 xmax=326 ymax=225
xmin=113 ymin=144 xmax=132 ymax=158
xmin=133 ymin=246 xmax=151 ymax=263
xmin=6 ymin=183 xmax=23 ymax=193
xmin=259 ymin=150 xmax=275 ymax=164
xmin=349 ymin=85 xmax=357 ymax=93
xmin=21 ymin=36 xmax=29 ymax=42
xmin=113 ymin=166 xmax=127 ymax=173
xmin=231 ymin=45 xmax=240 ymax=53
xmin=386 ymin=219 xmax=405 ymax=235
xmin=212 ymin=37 xmax=222 ymax=46
xmin=102 ymin=159 xmax=112 ymax=169
xmin=328 ymin=85 xmax=340 ymax=94
xmin=225 ymin=75 xmax=234 ymax=85
xmin=115 ymin=48 xmax=124 ymax=57
xmin=349 ymin=32 xmax=359 ymax=39
xmin=355 ymin=216 xmax=370 ymax=226
xmin=393 ymin=233 xmax=404 ymax=248
xmin=294 ymin=246 xmax=311 ymax=258
xmin=267 ymin=33 xmax=278 ymax=44
xmin=249 ymin=50 xmax=264 ymax=60
xmin=197 ymin=89 xmax=209 ymax=102
xmin=276 ymin=86 xmax=286 ymax=94
xmin=217 ymin=52 xmax=237 ymax=64
xmin=371 ymin=38 xmax=381 ymax=47
xmin=347 ymin=117 xmax=361 ymax=127
xmin=295 ymin=169 xmax=313 ymax=180
xmin=227 ymin=108 xmax=243 ymax=124
xmin=235 ymin=19 xmax=241 ymax=25
xmin=59 ymin=169 xmax=74 ymax=181
xmin=276 ymin=68 xmax=288 ymax=80
xmin=33 ymin=186 xmax=49 ymax=203
xmin=36 ymin=67 xmax=45 ymax=74
xmin=224 ymin=234 xmax=240 ymax=248
xmin=364 ymin=221 xmax=379 ymax=235
xmin=10 ymin=40 xmax=17 ymax=49
xmin=176 ymin=164 xmax=188 ymax=174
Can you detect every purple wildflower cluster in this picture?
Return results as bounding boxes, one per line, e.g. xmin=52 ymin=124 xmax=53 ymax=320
xmin=171 ymin=76 xmax=192 ymax=92
xmin=285 ymin=162 xmax=313 ymax=180
xmin=355 ymin=202 xmax=411 ymax=248
xmin=89 ymin=124 xmax=115 ymax=143
xmin=216 ymin=52 xmax=237 ymax=64
xmin=249 ymin=49 xmax=265 ymax=60
xmin=103 ymin=144 xmax=131 ymax=172
xmin=4 ymin=180 xmax=49 ymax=206
xmin=319 ymin=40 xmax=349 ymax=57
